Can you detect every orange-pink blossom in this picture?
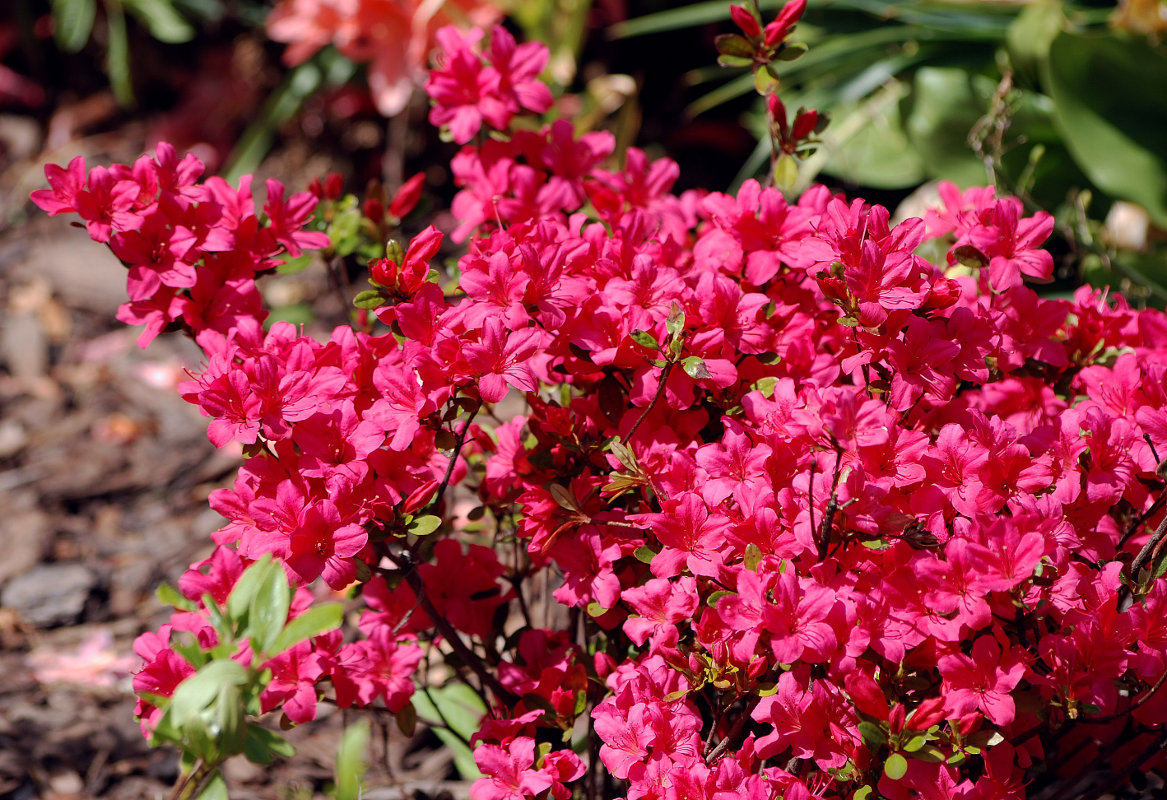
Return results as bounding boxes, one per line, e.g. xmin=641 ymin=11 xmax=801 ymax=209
xmin=266 ymin=0 xmax=503 ymax=116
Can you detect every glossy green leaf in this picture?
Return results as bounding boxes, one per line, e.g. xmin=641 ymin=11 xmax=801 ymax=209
xmin=268 ymin=602 xmax=343 ymax=657
xmin=406 ymin=514 xmax=442 ymax=536
xmin=681 ymin=356 xmax=713 ymax=380
xmin=227 ymin=555 xmax=277 ymax=626
xmin=629 ymin=329 xmax=660 ymax=350
xmin=716 ymin=33 xmax=755 ymax=59
xmin=818 ymin=84 xmax=925 ymax=189
xmin=353 ymin=289 xmax=385 ymax=309
xmin=633 ymin=545 xmax=657 ymax=564
xmin=248 ymin=556 xmax=292 ymax=655
xmin=1044 ymin=30 xmax=1167 ymax=226
xmin=160 ymin=659 xmax=249 ymax=742
xmin=884 ymin=752 xmax=909 ymax=780
xmin=905 ymin=68 xmax=992 ymax=187
xmin=51 ymin=0 xmax=97 ymax=52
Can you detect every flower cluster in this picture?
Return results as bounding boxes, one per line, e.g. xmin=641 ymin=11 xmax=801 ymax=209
xmin=35 ymin=14 xmax=1167 ymax=800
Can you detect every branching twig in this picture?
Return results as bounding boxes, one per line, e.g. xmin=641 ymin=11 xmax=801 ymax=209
xmin=625 ymin=361 xmax=673 ymax=443
xmin=378 ymin=552 xmax=520 ymax=707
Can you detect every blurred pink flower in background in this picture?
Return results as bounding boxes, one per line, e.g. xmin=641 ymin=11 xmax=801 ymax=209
xmin=267 ymin=0 xmax=504 ymax=116
xmin=28 ymin=629 xmax=137 ymax=688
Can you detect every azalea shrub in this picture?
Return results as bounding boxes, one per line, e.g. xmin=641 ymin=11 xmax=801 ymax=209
xmin=31 ymin=4 xmax=1167 ymax=799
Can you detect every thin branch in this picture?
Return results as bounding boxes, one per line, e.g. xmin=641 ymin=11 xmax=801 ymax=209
xmin=378 ymin=552 xmax=520 ymax=707
xmin=625 ymin=361 xmax=674 ymax=443
xmin=424 ymin=404 xmax=481 ymax=517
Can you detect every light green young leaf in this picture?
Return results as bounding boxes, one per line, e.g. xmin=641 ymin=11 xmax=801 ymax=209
xmin=268 ymin=603 xmax=343 ymax=657
xmin=333 ymin=720 xmax=370 ymax=800
xmin=51 ymin=0 xmax=97 ymax=52
xmin=124 ymin=0 xmax=196 ymax=42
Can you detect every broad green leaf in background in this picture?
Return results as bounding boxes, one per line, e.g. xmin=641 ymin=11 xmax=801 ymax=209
xmin=904 ymin=68 xmax=994 ymax=187
xmin=411 ymin=683 xmax=487 ymax=779
xmin=225 ymin=50 xmax=358 ymax=182
xmin=1044 ymin=30 xmax=1167 ymax=226
xmin=124 ymin=0 xmax=196 ymax=42
xmin=332 ymin=720 xmax=370 ymax=800
xmin=816 ymin=81 xmax=925 ymax=189
xmin=1005 ymin=0 xmax=1063 ymax=80
xmin=51 ymin=0 xmax=97 ymax=52
xmin=106 ymin=0 xmax=133 ymax=106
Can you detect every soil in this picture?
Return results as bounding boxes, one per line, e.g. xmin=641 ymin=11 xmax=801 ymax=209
xmin=0 ymin=150 xmax=472 ymax=800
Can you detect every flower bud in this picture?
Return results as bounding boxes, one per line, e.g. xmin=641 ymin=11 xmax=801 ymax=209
xmin=389 ymin=172 xmax=426 ymax=220
xmin=730 ymin=4 xmax=763 ymax=38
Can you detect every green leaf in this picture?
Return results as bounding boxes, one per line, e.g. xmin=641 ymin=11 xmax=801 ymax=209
xmin=213 ymin=681 xmax=247 ymax=756
xmin=718 ymin=54 xmax=755 ymax=69
xmin=706 ymin=589 xmax=734 ymax=607
xmin=411 ymin=685 xmax=485 ymax=779
xmin=406 ymin=514 xmax=442 ymax=537
xmin=1006 ymin=0 xmax=1062 ymax=79
xmin=633 ymin=545 xmax=657 ymax=564
xmin=224 ymin=51 xmax=357 ymax=182
xmin=396 ymin=701 xmax=418 ymax=738
xmin=1044 ymin=30 xmax=1167 ymax=226
xmin=857 ymin=721 xmax=887 ymax=746
xmin=549 ymin=484 xmax=580 ymax=512
xmin=353 ymin=289 xmax=386 ymax=309
xmin=106 ymin=0 xmax=133 ymax=107
xmin=227 ymin=555 xmax=276 ymax=629
xmin=248 ymin=558 xmax=292 ymax=655
xmin=51 ymin=0 xmax=97 ymax=52
xmin=774 ymin=154 xmax=799 ymax=193
xmin=610 ymin=0 xmax=735 ymax=38
xmin=333 ymin=720 xmax=370 ymax=800
xmin=884 ymin=752 xmax=909 ymax=781
xmin=161 ymin=659 xmax=249 ymax=740
xmin=629 ymin=329 xmax=660 ymax=350
xmin=586 ymin=601 xmax=608 ymax=617
xmin=744 ymin=543 xmax=763 ymax=571
xmin=268 ymin=603 xmax=343 ymax=657
xmin=243 ymin=723 xmax=295 ymax=765
xmin=817 ymin=81 xmax=926 ymax=190
xmin=905 ymin=68 xmax=992 ymax=187
xmin=157 ymin=581 xmax=197 ymax=611
xmin=902 ymin=734 xmax=928 ymax=753
xmin=951 ymin=244 xmax=988 ymax=269
xmin=776 ymin=41 xmax=808 ymax=61
xmin=666 ymin=302 xmax=686 ymax=338
xmin=193 ymin=770 xmax=228 ymax=800
xmin=681 ymin=356 xmax=713 ymax=380
xmin=124 ymin=0 xmax=195 ymax=42
xmin=754 ymin=67 xmax=780 ymax=94
xmin=716 ymin=33 xmax=756 ymax=59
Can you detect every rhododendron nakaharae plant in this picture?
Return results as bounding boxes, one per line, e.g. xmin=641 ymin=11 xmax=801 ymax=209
xmin=32 ymin=9 xmax=1167 ymax=800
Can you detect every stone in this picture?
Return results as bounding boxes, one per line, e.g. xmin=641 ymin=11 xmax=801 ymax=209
xmin=0 ymin=563 xmax=98 ymax=628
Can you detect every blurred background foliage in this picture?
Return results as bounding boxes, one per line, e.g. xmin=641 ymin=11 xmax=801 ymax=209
xmin=5 ymin=0 xmax=1167 ymax=302
xmin=615 ymin=0 xmax=1167 ymax=303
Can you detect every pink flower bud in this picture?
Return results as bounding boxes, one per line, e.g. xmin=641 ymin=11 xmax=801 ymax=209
xmin=730 ymin=4 xmax=763 ymax=38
